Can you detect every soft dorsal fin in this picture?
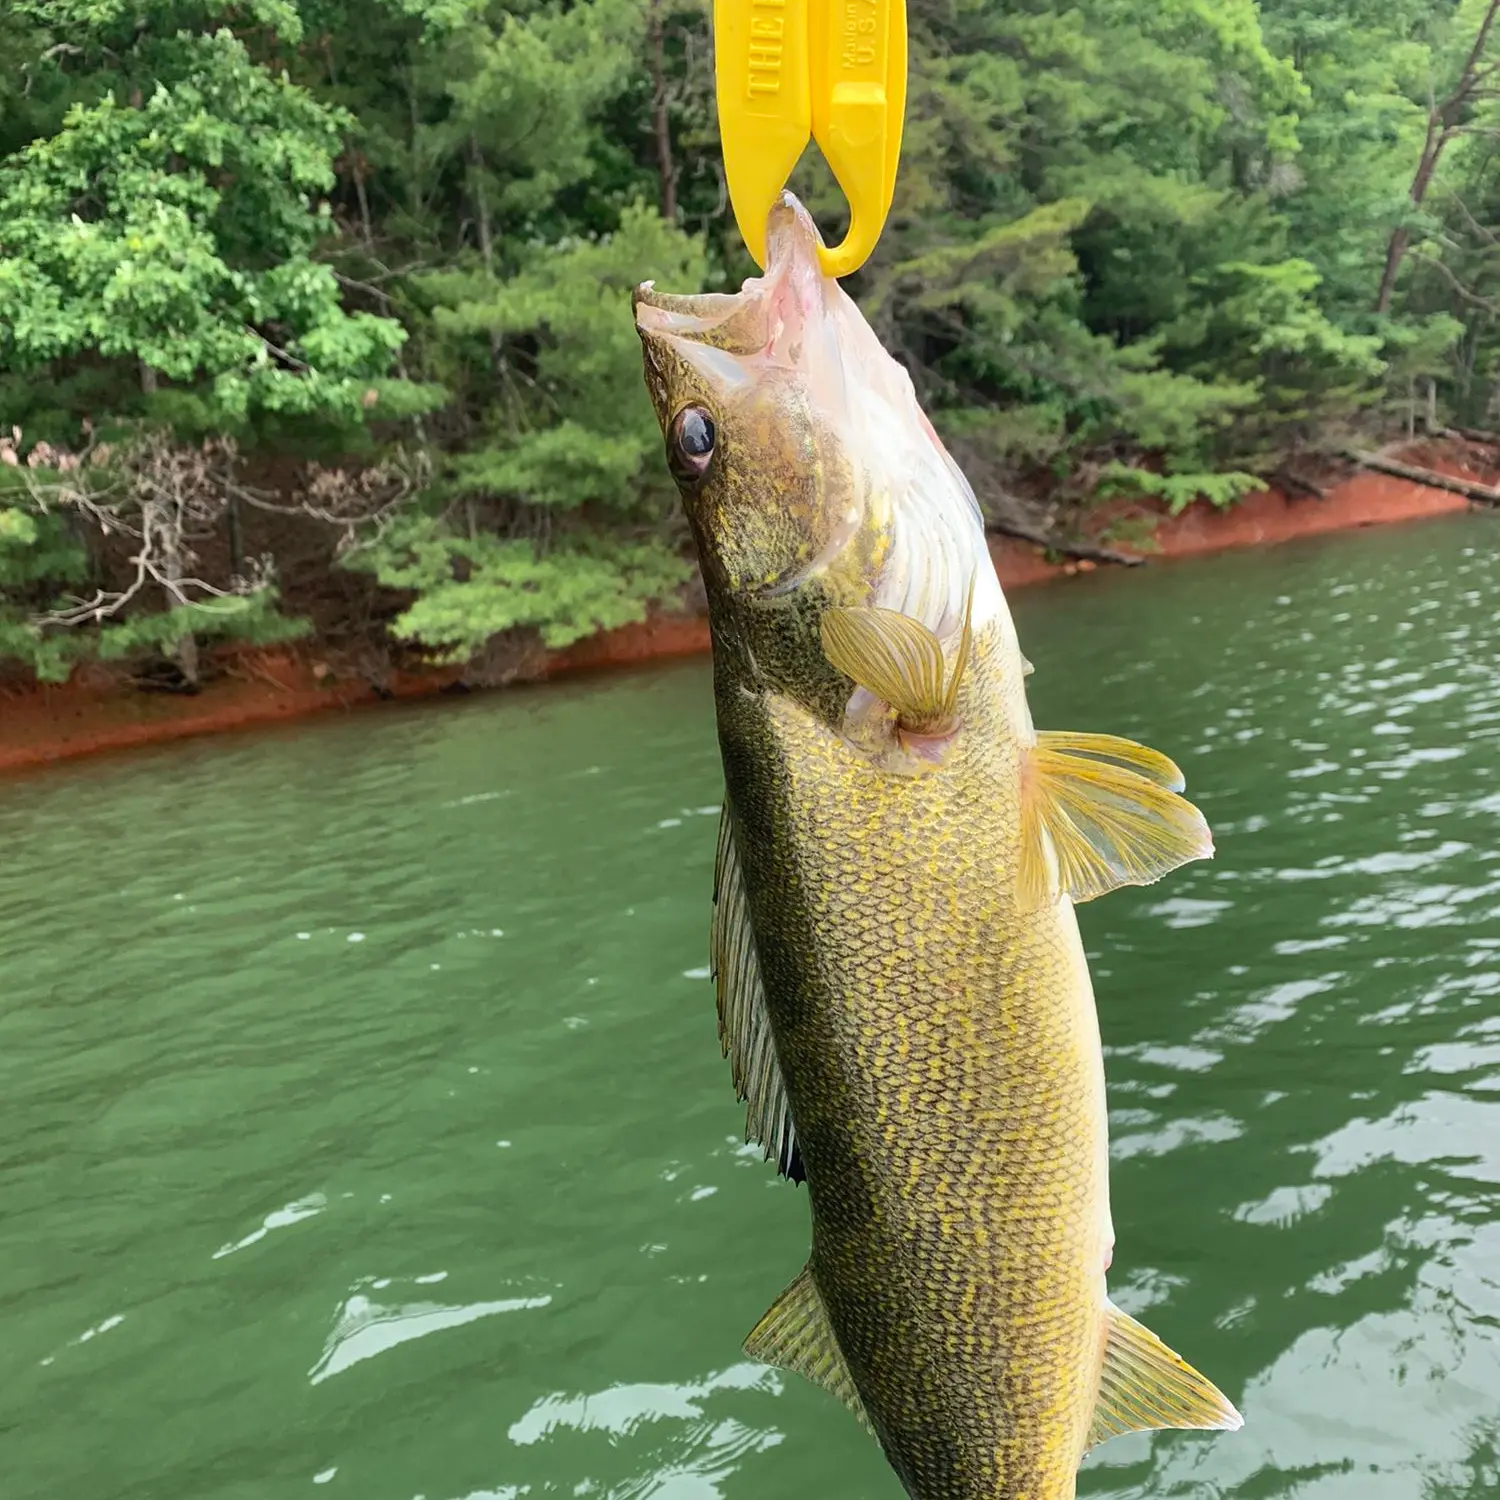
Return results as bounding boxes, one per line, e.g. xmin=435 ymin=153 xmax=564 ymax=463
xmin=820 ymin=582 xmax=974 ymax=736
xmin=1019 ymin=730 xmax=1213 ymax=909
xmin=711 ymin=802 xmax=802 ymax=1181
xmin=1086 ymin=1301 xmax=1243 ymax=1454
xmin=743 ymin=1265 xmax=876 ymax=1437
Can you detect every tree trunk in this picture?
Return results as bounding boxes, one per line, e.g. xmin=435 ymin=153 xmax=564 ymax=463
xmin=986 ymin=512 xmax=1146 ymax=567
xmin=1440 ymin=424 xmax=1500 ymax=445
xmin=648 ymin=0 xmax=678 ymax=223
xmin=1375 ymin=0 xmax=1500 ymax=313
xmin=156 ymin=502 xmax=200 ymax=689
xmin=353 ymin=159 xmax=375 ymax=247
xmin=469 ymin=135 xmax=495 ymax=275
xmin=227 ymin=493 xmax=244 ymax=579
xmin=468 ymin=136 xmax=505 ymax=375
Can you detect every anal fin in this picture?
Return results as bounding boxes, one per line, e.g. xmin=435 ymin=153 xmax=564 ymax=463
xmin=744 ymin=1266 xmax=875 ymax=1437
xmin=1086 ymin=1300 xmax=1243 ymax=1454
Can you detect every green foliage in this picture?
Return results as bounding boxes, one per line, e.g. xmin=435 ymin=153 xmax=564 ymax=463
xmin=1097 ymin=463 xmax=1265 ymax=516
xmin=350 ymin=512 xmax=690 ymax=654
xmin=90 ymin=593 xmax=311 ymax=658
xmin=4 ymin=592 xmax=309 ymax=683
xmin=0 ymin=22 xmax=410 ymax=429
xmin=845 ymin=0 xmax=1492 ymax=491
xmin=3 ymin=0 xmax=1499 ymax=687
xmin=0 ymin=505 xmax=86 ymax=679
xmin=420 ymin=201 xmax=706 ymax=513
xmin=0 ymin=505 xmax=86 ymax=587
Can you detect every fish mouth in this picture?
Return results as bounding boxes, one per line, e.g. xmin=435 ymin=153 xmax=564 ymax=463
xmin=633 ymin=193 xmax=833 ymax=365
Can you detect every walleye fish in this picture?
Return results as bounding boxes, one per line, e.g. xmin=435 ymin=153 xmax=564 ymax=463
xmin=633 ymin=193 xmax=1242 ymax=1500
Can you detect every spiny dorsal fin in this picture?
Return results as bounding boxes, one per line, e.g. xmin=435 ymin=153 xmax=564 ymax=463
xmin=1086 ymin=1300 xmax=1243 ymax=1454
xmin=743 ymin=1266 xmax=876 ymax=1437
xmin=938 ymin=577 xmax=976 ymax=723
xmin=820 ymin=579 xmax=975 ymax=736
xmin=711 ymin=802 xmax=801 ymax=1181
xmin=1019 ymin=730 xmax=1212 ymax=909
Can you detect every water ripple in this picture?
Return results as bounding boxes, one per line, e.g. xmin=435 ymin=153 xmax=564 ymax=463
xmin=2 ymin=519 xmax=1497 ymax=1500
xmin=311 ymin=1284 xmax=553 ymax=1385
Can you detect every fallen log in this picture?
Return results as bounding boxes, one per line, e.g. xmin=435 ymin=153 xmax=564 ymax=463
xmin=986 ymin=514 xmax=1146 ymax=567
xmin=1342 ymin=450 xmax=1500 ymax=506
xmin=1440 ymin=425 xmax=1500 ymax=447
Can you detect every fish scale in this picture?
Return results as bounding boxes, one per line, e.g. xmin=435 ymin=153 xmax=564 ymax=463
xmin=636 ymin=191 xmax=1243 ymax=1500
xmin=721 ymin=632 xmax=1107 ymax=1496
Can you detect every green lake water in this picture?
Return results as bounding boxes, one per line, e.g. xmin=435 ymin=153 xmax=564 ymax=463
xmin=2 ymin=514 xmax=1498 ymax=1500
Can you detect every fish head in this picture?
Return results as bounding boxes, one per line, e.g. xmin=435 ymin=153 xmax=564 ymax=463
xmin=634 ymin=195 xmax=874 ymax=608
xmin=634 ymin=193 xmax=998 ymax=717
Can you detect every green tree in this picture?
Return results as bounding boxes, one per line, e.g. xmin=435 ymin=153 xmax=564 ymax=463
xmin=3 ymin=0 xmax=1497 ymax=691
xmin=0 ymin=1 xmax=424 ymax=680
xmin=350 ymin=202 xmax=701 ymax=658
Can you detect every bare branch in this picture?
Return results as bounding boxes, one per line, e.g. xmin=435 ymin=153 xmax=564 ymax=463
xmin=1272 ymin=469 xmax=1328 ymax=501
xmin=248 ymin=328 xmax=311 ymax=374
xmin=234 ymin=452 xmax=427 ymax=556
xmin=1376 ymin=0 xmax=1500 ymax=312
xmin=1409 ymin=248 xmax=1500 ymax=316
xmin=333 ymin=270 xmax=395 ymax=308
xmin=1445 ymin=191 xmax=1500 ymax=248
xmin=6 ymin=429 xmax=430 ymax=637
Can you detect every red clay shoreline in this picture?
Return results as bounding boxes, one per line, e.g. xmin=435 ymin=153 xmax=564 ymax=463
xmin=0 ymin=464 xmax=1480 ymax=777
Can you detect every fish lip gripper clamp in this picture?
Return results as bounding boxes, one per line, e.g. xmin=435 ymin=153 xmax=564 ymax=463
xmin=714 ymin=0 xmax=907 ymax=277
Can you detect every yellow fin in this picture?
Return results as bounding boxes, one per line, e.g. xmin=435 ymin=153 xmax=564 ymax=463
xmin=711 ymin=801 xmax=800 ymax=1181
xmin=821 ymin=577 xmax=976 ymax=734
xmin=1019 ymin=731 xmax=1212 ymax=908
xmin=743 ymin=1266 xmax=876 ymax=1437
xmin=1035 ymin=730 xmax=1186 ymax=791
xmin=938 ymin=577 xmax=976 ymax=723
xmin=1086 ymin=1301 xmax=1243 ymax=1453
xmin=821 ymin=606 xmax=948 ymax=727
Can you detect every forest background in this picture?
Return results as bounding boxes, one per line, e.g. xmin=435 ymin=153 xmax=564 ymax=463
xmin=1 ymin=0 xmax=1497 ymax=688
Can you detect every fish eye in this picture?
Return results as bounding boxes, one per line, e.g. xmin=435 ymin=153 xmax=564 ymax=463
xmin=668 ymin=406 xmax=716 ymax=483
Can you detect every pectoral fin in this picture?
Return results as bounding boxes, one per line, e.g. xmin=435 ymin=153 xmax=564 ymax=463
xmin=1086 ymin=1301 xmax=1243 ymax=1453
xmin=821 ymin=606 xmax=949 ymax=728
xmin=820 ymin=581 xmax=975 ymax=736
xmin=743 ymin=1266 xmax=876 ymax=1437
xmin=711 ymin=802 xmax=801 ymax=1181
xmin=1019 ymin=730 xmax=1213 ymax=908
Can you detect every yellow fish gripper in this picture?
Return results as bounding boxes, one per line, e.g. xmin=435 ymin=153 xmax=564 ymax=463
xmin=714 ymin=0 xmax=906 ymax=279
